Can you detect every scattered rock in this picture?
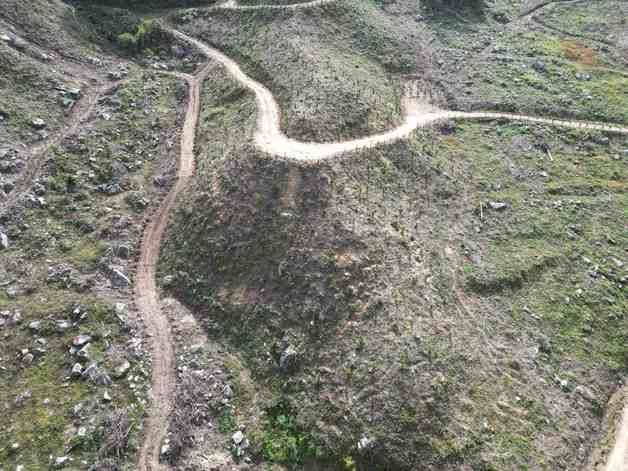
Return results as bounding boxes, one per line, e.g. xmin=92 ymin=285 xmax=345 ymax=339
xmin=82 ymin=363 xmax=98 ymax=381
xmin=0 ymin=231 xmax=8 ymax=250
xmin=575 ymin=385 xmax=596 ymax=402
xmin=114 ymin=303 xmax=127 ymax=316
xmin=71 ymin=363 xmax=83 ymax=378
xmin=488 ymin=201 xmax=509 ymax=211
xmin=109 ymin=267 xmax=130 ymax=287
xmin=15 ymin=389 xmax=32 ymax=407
xmin=357 ymin=434 xmax=375 ymax=453
xmin=26 ymin=194 xmax=47 ymax=208
xmin=97 ymin=182 xmax=123 ymax=195
xmin=222 ymin=384 xmax=233 ymax=398
xmin=113 ymin=360 xmax=131 ymax=379
xmin=279 ymin=345 xmax=299 ymax=373
xmin=31 ymin=118 xmax=46 ymax=129
xmin=72 ymin=334 xmax=92 ymax=347
xmin=160 ymin=439 xmax=171 ymax=459
xmin=232 ymin=430 xmax=249 ymax=457
xmin=56 ymin=319 xmax=72 ymax=333
xmin=95 ymin=371 xmax=112 ymax=386
xmin=103 ymin=390 xmax=112 ymax=402
xmin=54 ymin=456 xmax=70 ymax=468
xmin=28 ymin=320 xmax=42 ymax=332
xmin=76 ymin=344 xmax=91 ymax=361
xmin=22 ymin=352 xmax=35 ymax=365
xmin=232 ymin=430 xmax=245 ymax=445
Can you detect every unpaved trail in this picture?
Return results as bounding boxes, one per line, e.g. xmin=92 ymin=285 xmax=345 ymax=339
xmin=135 ymin=63 xmax=213 ymax=471
xmin=218 ymin=0 xmax=337 ymax=10
xmin=606 ymin=389 xmax=628 ymax=471
xmin=0 ymin=80 xmax=120 ymax=217
xmin=171 ymin=30 xmax=628 ymax=162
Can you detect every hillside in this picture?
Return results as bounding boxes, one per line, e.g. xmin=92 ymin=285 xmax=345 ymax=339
xmin=1 ymin=0 xmax=627 ymax=470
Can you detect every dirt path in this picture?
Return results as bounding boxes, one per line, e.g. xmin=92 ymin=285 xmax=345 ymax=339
xmin=0 ymin=80 xmax=118 ymax=217
xmin=218 ymin=0 xmax=337 ymax=10
xmin=135 ymin=63 xmax=214 ymax=471
xmin=170 ymin=30 xmax=628 ymax=162
xmin=606 ymin=389 xmax=628 ymax=471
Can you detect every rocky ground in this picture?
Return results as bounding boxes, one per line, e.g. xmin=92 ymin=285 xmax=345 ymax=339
xmin=0 ymin=1 xmax=199 ymax=467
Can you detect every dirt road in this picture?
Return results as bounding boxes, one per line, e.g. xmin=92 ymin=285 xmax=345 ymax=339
xmin=218 ymin=0 xmax=337 ymax=10
xmin=170 ymin=29 xmax=628 ymax=162
xmin=135 ymin=63 xmax=214 ymax=471
xmin=606 ymin=389 xmax=628 ymax=471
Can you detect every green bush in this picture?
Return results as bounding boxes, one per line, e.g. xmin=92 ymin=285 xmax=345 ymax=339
xmin=115 ymin=20 xmax=162 ymax=53
xmin=261 ymin=409 xmax=320 ymax=465
xmin=116 ymin=32 xmax=137 ymax=52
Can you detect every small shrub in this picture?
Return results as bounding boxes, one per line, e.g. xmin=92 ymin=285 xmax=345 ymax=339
xmin=116 ymin=32 xmax=137 ymax=52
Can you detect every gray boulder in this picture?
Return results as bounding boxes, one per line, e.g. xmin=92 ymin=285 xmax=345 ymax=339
xmin=71 ymin=363 xmax=83 ymax=378
xmin=72 ymin=334 xmax=91 ymax=347
xmin=488 ymin=201 xmax=509 ymax=211
xmin=279 ymin=345 xmax=299 ymax=373
xmin=109 ymin=268 xmax=130 ymax=287
xmin=0 ymin=231 xmax=8 ymax=250
xmin=31 ymin=118 xmax=46 ymax=129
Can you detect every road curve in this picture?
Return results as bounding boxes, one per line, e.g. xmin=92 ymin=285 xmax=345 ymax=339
xmin=135 ymin=64 xmax=212 ymax=471
xmin=219 ymin=0 xmax=338 ymax=10
xmin=170 ymin=30 xmax=628 ymax=162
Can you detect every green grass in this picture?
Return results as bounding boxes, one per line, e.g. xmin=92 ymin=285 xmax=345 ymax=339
xmin=0 ymin=67 xmax=182 ymax=469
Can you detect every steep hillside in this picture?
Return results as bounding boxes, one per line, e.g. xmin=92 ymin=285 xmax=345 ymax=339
xmin=1 ymin=0 xmax=627 ymax=470
xmin=157 ymin=0 xmax=627 ymax=469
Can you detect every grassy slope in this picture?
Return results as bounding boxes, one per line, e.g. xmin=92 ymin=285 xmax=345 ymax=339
xmin=432 ymin=0 xmax=628 ymax=121
xmin=0 ymin=41 xmax=82 ymax=150
xmin=159 ymin=1 xmax=627 ymax=469
xmin=160 ymin=62 xmax=627 ymax=470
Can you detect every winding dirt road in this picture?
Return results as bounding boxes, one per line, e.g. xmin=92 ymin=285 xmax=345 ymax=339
xmin=220 ymin=0 xmax=337 ymax=9
xmin=135 ymin=64 xmax=213 ymax=471
xmin=170 ymin=29 xmax=628 ymax=162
